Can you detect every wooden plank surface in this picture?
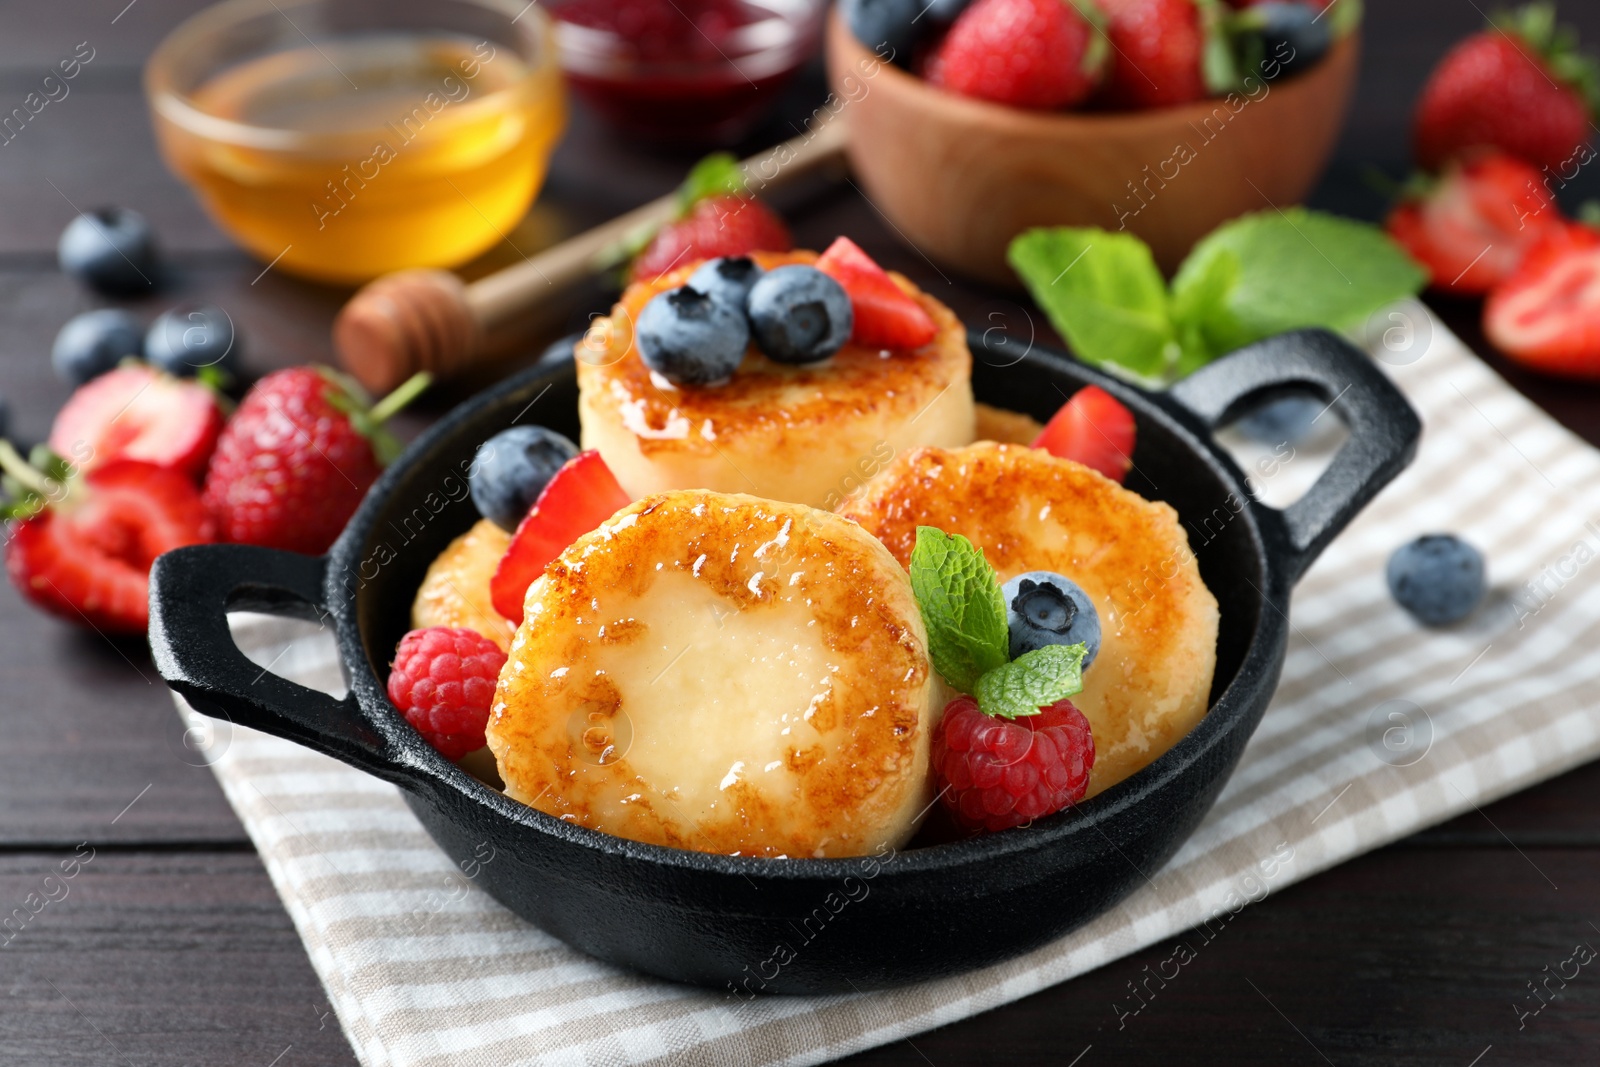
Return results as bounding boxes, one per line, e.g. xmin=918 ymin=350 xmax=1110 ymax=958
xmin=1 ymin=0 xmax=1599 ymax=1063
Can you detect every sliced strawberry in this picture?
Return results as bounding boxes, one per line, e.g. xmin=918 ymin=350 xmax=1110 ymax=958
xmin=5 ymin=460 xmax=215 ymax=633
xmin=815 ymin=236 xmax=939 ymax=351
xmin=1483 ymin=223 xmax=1600 ymax=379
xmin=490 ymin=451 xmax=631 ymax=624
xmin=1384 ymin=153 xmax=1562 ymax=296
xmin=49 ymin=365 xmax=224 ymax=481
xmin=1033 ymin=385 xmax=1137 ymax=483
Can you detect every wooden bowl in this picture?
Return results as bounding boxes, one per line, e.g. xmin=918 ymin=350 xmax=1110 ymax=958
xmin=825 ymin=12 xmax=1361 ymax=285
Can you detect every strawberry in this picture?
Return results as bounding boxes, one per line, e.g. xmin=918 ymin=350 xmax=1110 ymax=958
xmin=1384 ymin=153 xmax=1563 ymax=296
xmin=201 ymin=368 xmax=428 ymax=555
xmin=1413 ymin=4 xmax=1599 ymax=174
xmin=630 ymin=154 xmax=791 ymax=282
xmin=1033 ymin=384 xmax=1136 ymax=482
xmin=1096 ymin=0 xmax=1214 ymax=110
xmin=47 ymin=365 xmax=224 ymax=482
xmin=925 ymin=0 xmax=1107 ymax=110
xmin=490 ymin=451 xmax=630 ymax=624
xmin=814 ymin=236 xmax=938 ymax=350
xmin=1483 ymin=222 xmax=1600 ymax=379
xmin=2 ymin=445 xmax=214 ymax=633
xmin=632 ymin=196 xmax=791 ymax=282
xmin=1228 ymin=0 xmax=1334 ymax=10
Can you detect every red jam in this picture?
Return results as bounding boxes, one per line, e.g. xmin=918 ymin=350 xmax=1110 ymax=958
xmin=549 ymin=0 xmax=822 ymax=145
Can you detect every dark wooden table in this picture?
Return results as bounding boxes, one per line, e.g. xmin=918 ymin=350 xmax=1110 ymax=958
xmin=3 ymin=1 xmax=1600 ymax=1064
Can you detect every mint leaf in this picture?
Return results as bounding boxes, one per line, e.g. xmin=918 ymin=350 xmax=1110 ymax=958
xmin=1171 ymin=208 xmax=1427 ymax=356
xmin=677 ymin=152 xmax=746 ymax=211
xmin=1169 ymin=246 xmax=1240 ymax=377
xmin=908 ymin=527 xmax=1009 ymax=693
xmin=974 ymin=643 xmax=1087 ymax=720
xmin=1009 ymin=227 xmax=1179 ymax=383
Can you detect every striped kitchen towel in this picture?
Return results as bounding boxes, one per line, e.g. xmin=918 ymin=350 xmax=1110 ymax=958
xmin=174 ymin=310 xmax=1600 ymax=1066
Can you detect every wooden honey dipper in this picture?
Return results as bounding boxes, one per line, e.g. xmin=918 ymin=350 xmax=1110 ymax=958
xmin=334 ymin=116 xmax=850 ymax=395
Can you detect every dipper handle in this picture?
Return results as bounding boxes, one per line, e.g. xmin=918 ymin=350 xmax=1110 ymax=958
xmin=334 ymin=115 xmax=850 ymax=394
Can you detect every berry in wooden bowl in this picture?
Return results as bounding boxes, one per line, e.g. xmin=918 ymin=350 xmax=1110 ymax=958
xmin=824 ymin=2 xmax=1361 ymax=283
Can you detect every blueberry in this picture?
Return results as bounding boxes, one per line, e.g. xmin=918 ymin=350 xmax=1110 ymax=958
xmin=57 ymin=207 xmax=160 ymax=296
xmin=1002 ymin=571 xmax=1101 ymax=668
xmin=840 ymin=0 xmax=922 ymax=60
xmin=1239 ymin=2 xmax=1331 ymax=79
xmin=51 ymin=309 xmax=143 ymax=386
xmin=636 ymin=285 xmax=750 ymax=386
xmin=746 ymin=265 xmax=853 ymax=365
xmin=687 ymin=256 xmax=764 ymax=310
xmin=470 ymin=425 xmax=581 ymax=532
xmin=1387 ymin=534 xmax=1485 ymax=627
xmin=1237 ymin=394 xmax=1323 ymax=446
xmin=144 ymin=304 xmax=240 ymax=379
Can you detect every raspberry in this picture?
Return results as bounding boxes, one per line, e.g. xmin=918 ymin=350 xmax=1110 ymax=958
xmin=932 ymin=695 xmax=1095 ymax=833
xmin=386 ymin=627 xmax=508 ymax=760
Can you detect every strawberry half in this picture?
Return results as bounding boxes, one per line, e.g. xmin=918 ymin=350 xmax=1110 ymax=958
xmin=3 ymin=449 xmax=214 ymax=634
xmin=1384 ymin=153 xmax=1563 ymax=296
xmin=48 ymin=365 xmax=224 ymax=481
xmin=1033 ymin=385 xmax=1137 ymax=483
xmin=1484 ymin=223 xmax=1600 ymax=380
xmin=815 ymin=236 xmax=939 ymax=350
xmin=490 ymin=451 xmax=631 ymax=624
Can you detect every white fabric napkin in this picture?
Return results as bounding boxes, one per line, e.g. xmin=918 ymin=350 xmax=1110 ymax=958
xmin=174 ymin=312 xmax=1600 ymax=1066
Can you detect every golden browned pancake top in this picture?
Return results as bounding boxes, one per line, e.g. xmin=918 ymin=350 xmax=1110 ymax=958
xmin=578 ymin=250 xmax=968 ymax=457
xmin=487 ymin=490 xmax=938 ymax=857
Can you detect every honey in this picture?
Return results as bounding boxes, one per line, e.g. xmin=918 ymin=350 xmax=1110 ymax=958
xmin=151 ymin=32 xmax=564 ymax=284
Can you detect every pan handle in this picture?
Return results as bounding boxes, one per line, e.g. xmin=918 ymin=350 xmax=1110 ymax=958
xmin=148 ymin=544 xmax=406 ymax=783
xmin=1166 ymin=328 xmax=1421 ymax=586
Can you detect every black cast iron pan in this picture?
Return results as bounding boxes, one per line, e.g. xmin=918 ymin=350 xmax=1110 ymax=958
xmin=148 ymin=327 xmax=1419 ymax=994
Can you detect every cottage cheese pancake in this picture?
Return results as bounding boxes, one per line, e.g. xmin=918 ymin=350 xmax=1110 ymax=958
xmin=838 ymin=442 xmax=1218 ymax=798
xmin=486 ymin=490 xmax=944 ymax=857
xmin=576 ymin=250 xmax=975 ymax=510
xmin=410 ymin=518 xmax=515 ymax=651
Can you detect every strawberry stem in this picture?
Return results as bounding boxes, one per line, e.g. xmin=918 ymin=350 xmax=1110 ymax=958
xmin=369 ymin=371 xmax=432 ymax=425
xmin=0 ymin=440 xmax=55 ymax=497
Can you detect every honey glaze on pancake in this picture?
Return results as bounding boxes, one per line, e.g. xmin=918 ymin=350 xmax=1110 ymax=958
xmin=579 ymin=255 xmax=966 ymax=463
xmin=486 ymin=491 xmax=938 ymax=858
xmin=837 ymin=443 xmax=1219 ymax=798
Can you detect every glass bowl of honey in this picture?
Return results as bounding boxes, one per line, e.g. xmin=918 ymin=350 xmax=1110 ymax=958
xmin=146 ymin=0 xmax=566 ymax=285
xmin=548 ymin=0 xmax=824 ymax=146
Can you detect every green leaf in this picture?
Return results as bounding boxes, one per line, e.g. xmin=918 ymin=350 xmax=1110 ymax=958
xmin=974 ymin=643 xmax=1087 ymax=720
xmin=27 ymin=445 xmax=73 ymax=484
xmin=1169 ymin=246 xmax=1240 ymax=377
xmin=1008 ymin=227 xmax=1180 ymax=383
xmin=1170 ymin=208 xmax=1427 ymax=356
xmin=1196 ymin=0 xmax=1241 ymax=94
xmin=1066 ymin=0 xmax=1109 ymax=78
xmin=1327 ymin=0 xmax=1363 ymax=37
xmin=676 ymin=152 xmax=746 ymax=212
xmin=908 ymin=527 xmax=1009 ymax=693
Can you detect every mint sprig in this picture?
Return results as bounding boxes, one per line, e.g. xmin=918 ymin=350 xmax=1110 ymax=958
xmin=909 ymin=527 xmax=1008 ymax=693
xmin=908 ymin=526 xmax=1086 ymax=720
xmin=1008 ymin=209 xmax=1426 ymax=385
